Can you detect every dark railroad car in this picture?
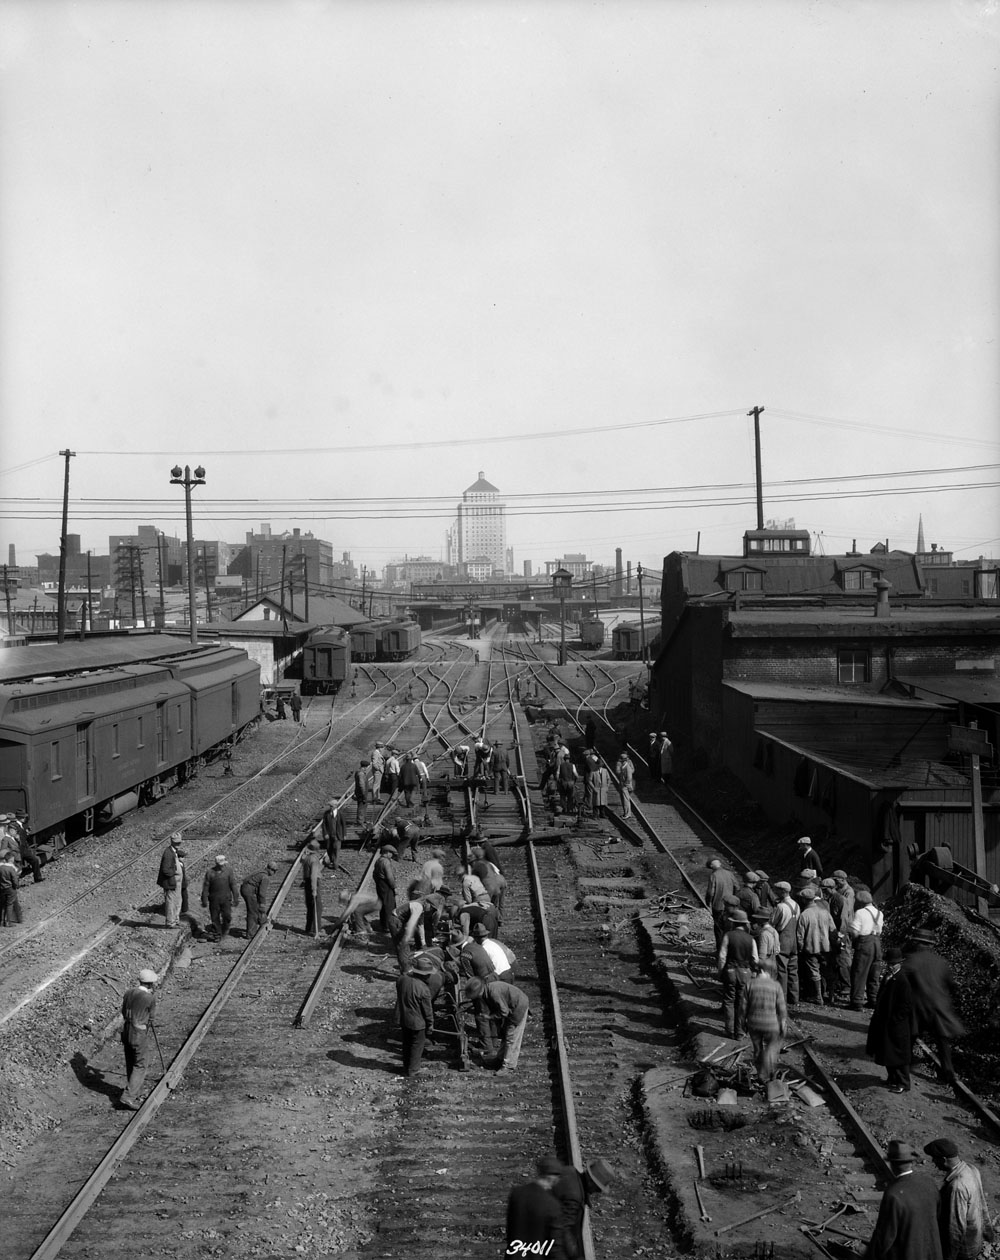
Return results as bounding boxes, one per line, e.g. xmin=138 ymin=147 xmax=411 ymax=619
xmin=379 ymin=621 xmax=422 ymax=661
xmin=579 ymin=617 xmax=605 ymax=649
xmin=349 ymin=623 xmax=379 ymax=663
xmin=612 ymin=619 xmax=661 ymax=660
xmin=0 ymin=647 xmax=260 ymax=847
xmin=301 ymin=628 xmax=351 ymax=695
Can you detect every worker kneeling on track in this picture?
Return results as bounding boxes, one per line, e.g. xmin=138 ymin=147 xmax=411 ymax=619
xmin=462 ymin=976 xmax=530 ymax=1075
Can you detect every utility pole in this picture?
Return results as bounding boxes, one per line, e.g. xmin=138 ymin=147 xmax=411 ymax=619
xmin=201 ymin=547 xmax=212 ymax=624
xmin=157 ymin=534 xmax=166 ymax=626
xmin=56 ymin=448 xmax=76 ymax=642
xmin=281 ymin=544 xmax=289 ymax=631
xmin=637 ymin=562 xmax=649 ymax=671
xmin=137 ymin=546 xmax=148 ymax=627
xmin=2 ymin=565 xmax=14 ymax=636
xmin=169 ymin=463 xmax=206 ymax=645
xmin=85 ymin=551 xmax=93 ymax=638
xmin=748 ymin=405 xmax=765 ymax=530
xmin=128 ymin=546 xmax=137 ymax=623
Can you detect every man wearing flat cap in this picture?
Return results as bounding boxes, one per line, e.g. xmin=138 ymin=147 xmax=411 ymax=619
xmin=770 ymin=881 xmax=800 ymax=1005
xmin=119 ymin=968 xmax=158 ymax=1111
xmin=706 ymin=858 xmax=739 ymax=950
xmin=924 ymin=1138 xmax=993 ymax=1259
xmin=737 ymin=870 xmax=761 ymax=919
xmin=796 ymin=835 xmax=824 ymax=881
xmin=201 ymin=854 xmax=240 ymax=941
xmin=374 ymin=845 xmax=398 ymax=933
xmin=552 ymin=1157 xmax=616 ymax=1258
xmin=864 ymin=1139 xmax=943 ymax=1260
xmin=718 ymin=908 xmax=758 ymax=1038
xmin=506 ymin=1156 xmax=563 ymax=1255
xmin=240 ymin=860 xmax=279 ymax=938
xmin=157 ymin=833 xmax=187 ymax=928
xmin=395 ymin=960 xmax=434 ymax=1077
xmin=848 ymin=889 xmax=884 ymax=1010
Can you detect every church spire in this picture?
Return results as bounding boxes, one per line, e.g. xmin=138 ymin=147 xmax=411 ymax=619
xmin=916 ymin=514 xmax=925 ymax=554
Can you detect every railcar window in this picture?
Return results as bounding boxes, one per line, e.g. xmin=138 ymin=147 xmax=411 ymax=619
xmin=112 ymin=723 xmax=120 ymax=758
xmin=51 ymin=740 xmax=61 ymax=781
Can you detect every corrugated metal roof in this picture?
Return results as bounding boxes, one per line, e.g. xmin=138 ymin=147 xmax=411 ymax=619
xmin=0 ymin=634 xmax=210 ymax=684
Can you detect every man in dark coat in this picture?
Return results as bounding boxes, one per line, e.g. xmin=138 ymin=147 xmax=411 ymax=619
xmin=320 ymin=799 xmax=346 ymax=869
xmin=200 ymin=855 xmax=240 ymax=940
xmin=301 ymin=840 xmax=327 ymax=938
xmin=796 ymin=835 xmax=824 ymax=880
xmin=863 ymin=1139 xmax=944 ymax=1260
xmin=866 ymin=948 xmax=915 ymax=1092
xmin=506 ymin=1156 xmax=564 ymax=1257
xmin=157 ymin=833 xmax=187 ymax=927
xmin=399 ymin=753 xmax=421 ymax=806
xmin=551 ymin=1158 xmax=616 ymax=1259
xmin=240 ymin=861 xmax=278 ymax=938
xmin=706 ymin=859 xmax=740 ymax=950
xmin=374 ymin=845 xmax=398 ymax=932
xmin=395 ymin=960 xmax=434 ymax=1076
xmin=900 ymin=929 xmax=965 ymax=1084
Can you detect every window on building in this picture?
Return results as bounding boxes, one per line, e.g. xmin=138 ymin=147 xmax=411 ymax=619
xmin=724 ymin=570 xmax=763 ymax=592
xmin=838 ymin=649 xmax=870 ymax=683
xmin=842 ymin=568 xmax=875 ymax=590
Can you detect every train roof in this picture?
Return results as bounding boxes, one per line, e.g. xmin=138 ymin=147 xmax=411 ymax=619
xmin=0 ymin=635 xmax=225 ymax=685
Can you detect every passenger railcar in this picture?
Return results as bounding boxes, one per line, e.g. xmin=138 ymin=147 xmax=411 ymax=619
xmin=579 ymin=617 xmax=605 ymax=649
xmin=301 ymin=628 xmax=351 ymax=695
xmin=612 ymin=619 xmax=661 ymax=660
xmin=378 ymin=621 xmax=422 ymax=662
xmin=0 ymin=646 xmax=260 ymax=846
xmin=349 ymin=623 xmax=379 ymax=663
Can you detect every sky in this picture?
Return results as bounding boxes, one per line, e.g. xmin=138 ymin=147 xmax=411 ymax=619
xmin=1 ymin=0 xmax=998 ymax=578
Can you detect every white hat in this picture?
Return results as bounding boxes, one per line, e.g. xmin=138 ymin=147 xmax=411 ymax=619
xmin=215 ymin=854 xmax=227 ymax=864
xmin=797 ymin=836 xmax=812 ymax=846
xmin=138 ymin=969 xmax=158 ymax=985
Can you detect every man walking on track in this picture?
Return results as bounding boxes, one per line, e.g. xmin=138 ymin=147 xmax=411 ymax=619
xmin=119 ymin=968 xmax=158 ymax=1111
xmin=201 ymin=855 xmax=240 ymax=941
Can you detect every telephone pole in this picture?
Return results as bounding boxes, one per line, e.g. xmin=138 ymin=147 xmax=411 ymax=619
xmin=747 ymin=405 xmax=765 ymax=530
xmin=56 ymin=449 xmax=76 ymax=642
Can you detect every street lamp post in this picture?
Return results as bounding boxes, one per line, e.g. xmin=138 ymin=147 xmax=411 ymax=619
xmin=170 ymin=464 xmax=206 ymax=645
xmin=552 ymin=567 xmax=572 ymax=667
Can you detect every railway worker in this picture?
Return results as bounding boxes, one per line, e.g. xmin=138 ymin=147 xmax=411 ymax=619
xmin=796 ymin=835 xmax=824 ymax=881
xmin=473 ymin=740 xmax=493 ymax=780
xmin=924 ymin=1137 xmax=993 ymax=1260
xmin=848 ymin=889 xmax=884 ymax=1011
xmin=370 ymin=744 xmax=386 ymax=798
xmin=457 ymin=891 xmax=501 ymax=941
xmin=865 ymin=947 xmax=914 ymax=1094
xmin=451 ymin=744 xmax=470 ymax=780
xmin=289 ymin=691 xmax=302 ymax=723
xmin=900 ymin=928 xmax=965 ymax=1086
xmin=399 ymin=753 xmax=421 ymax=807
xmin=392 ymin=818 xmax=421 ymax=863
xmin=796 ymin=888 xmax=835 ymax=1006
xmin=615 ymin=749 xmax=635 ymax=820
xmin=476 ymin=836 xmax=505 ymax=873
xmin=770 ymin=881 xmax=800 ymax=1005
xmin=648 ymin=732 xmax=662 ymax=782
xmin=492 ymin=741 xmax=510 ymax=795
xmin=470 ymin=922 xmax=515 ymax=981
xmin=718 ymin=908 xmax=758 ymax=1038
xmin=736 ymin=870 xmax=762 ymax=919
xmin=820 ymin=877 xmax=851 ymax=1004
xmin=301 ymin=840 xmax=328 ymax=939
xmin=537 ymin=735 xmax=558 ymax=794
xmin=240 ymin=861 xmax=278 ymax=938
xmin=8 ymin=812 xmax=44 ymax=883
xmin=201 ymin=855 xmax=240 ymax=941
xmin=794 ymin=868 xmax=821 ymax=903
xmin=745 ymin=961 xmax=787 ymax=1084
xmin=455 ymin=863 xmax=490 ymax=905
xmin=755 ymin=870 xmax=778 ymax=911
xmin=580 ymin=746 xmax=601 ymax=817
xmin=751 ymin=910 xmax=780 ymax=978
xmin=832 ymin=869 xmax=856 ymax=923
xmin=374 ymin=844 xmax=398 ymax=932
xmin=335 ymin=889 xmax=380 ymax=938
xmin=395 ymin=959 xmax=435 ymax=1077
xmin=157 ymin=833 xmax=187 ymax=928
xmin=556 ymin=752 xmax=579 ymax=817
xmin=863 ymin=1139 xmax=943 ymax=1260
xmin=412 ymin=751 xmax=431 ymax=806
xmin=383 ymin=748 xmax=401 ymax=797
xmin=464 ymin=976 xmax=530 ymax=1073
xmin=353 ymin=760 xmax=373 ymax=826
xmin=591 ymin=762 xmax=612 ymax=821
xmin=551 ymin=1157 xmax=616 ymax=1260
xmin=471 ymin=849 xmax=506 ymax=916
xmin=507 ymin=1156 xmax=564 ymax=1256
xmin=421 ymin=848 xmax=447 ymax=892
xmin=275 ymin=692 xmax=286 ymax=720
xmin=706 ymin=859 xmax=740 ymax=950
xmin=118 ymin=968 xmax=158 ymax=1111
xmin=317 ymin=798 xmax=347 ymax=870
xmin=659 ymin=733 xmax=674 ymax=788
xmin=0 ymin=849 xmax=22 ymax=926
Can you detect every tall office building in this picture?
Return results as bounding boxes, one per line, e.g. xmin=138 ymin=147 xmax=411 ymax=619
xmin=457 ymin=472 xmax=508 ymax=575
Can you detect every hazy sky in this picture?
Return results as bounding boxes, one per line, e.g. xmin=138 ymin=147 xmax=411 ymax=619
xmin=1 ymin=0 xmax=998 ymax=576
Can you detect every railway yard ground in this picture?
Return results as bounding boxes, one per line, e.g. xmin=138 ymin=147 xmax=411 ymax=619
xmin=2 ymin=628 xmax=1000 ymax=1259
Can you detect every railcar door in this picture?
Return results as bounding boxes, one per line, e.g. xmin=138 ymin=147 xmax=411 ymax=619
xmin=75 ymin=723 xmax=94 ymax=801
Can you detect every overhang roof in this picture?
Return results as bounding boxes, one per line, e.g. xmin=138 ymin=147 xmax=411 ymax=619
xmin=894 ymin=674 xmax=1000 ymax=706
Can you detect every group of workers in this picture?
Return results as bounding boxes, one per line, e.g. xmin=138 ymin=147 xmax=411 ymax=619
xmin=354 ymin=744 xmax=431 ymax=823
xmin=0 ymin=809 xmax=47 ymax=926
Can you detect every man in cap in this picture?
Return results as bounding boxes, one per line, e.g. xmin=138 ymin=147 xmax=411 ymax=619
xmin=796 ymin=888 xmax=835 ymax=1006
xmin=470 ymin=921 xmax=515 ymax=982
xmin=301 ymin=839 xmax=327 ymax=939
xmin=335 ymin=888 xmax=380 ymax=938
xmin=119 ymin=968 xmax=158 ymax=1110
xmin=319 ymin=798 xmax=346 ymax=870
xmin=492 ymin=740 xmax=510 ymax=795
xmin=200 ymin=855 xmax=240 ymax=941
xmin=9 ymin=811 xmax=43 ymax=883
xmin=240 ymin=861 xmax=278 ymax=938
xmin=744 ymin=961 xmax=787 ymax=1084
xmin=848 ymin=889 xmax=884 ymax=1010
xmin=717 ymin=908 xmax=758 ymax=1038
xmin=370 ymin=744 xmax=386 ymax=798
xmin=770 ymin=881 xmax=799 ymax=1005
xmin=863 ymin=1139 xmax=943 ymax=1260
xmin=0 ymin=849 xmax=21 ymax=926
xmin=751 ymin=910 xmax=780 ymax=978
xmin=706 ymin=859 xmax=740 ymax=950
xmin=866 ymin=947 xmax=914 ymax=1092
xmin=395 ymin=959 xmax=434 ymax=1076
xmin=658 ymin=732 xmax=674 ymax=786
xmin=796 ymin=835 xmax=824 ymax=880
xmin=552 ymin=1157 xmax=616 ymax=1258
xmin=463 ymin=975 xmax=530 ymax=1074
xmin=353 ymin=760 xmax=372 ymax=826
xmin=924 ymin=1137 xmax=993 ymax=1260
xmin=420 ymin=847 xmax=447 ymax=892
xmin=394 ymin=817 xmax=421 ymax=863
xmin=506 ymin=1156 xmax=564 ymax=1255
xmin=374 ymin=844 xmax=398 ymax=932
xmin=737 ymin=870 xmax=761 ymax=919
xmin=755 ymin=870 xmax=778 ymax=911
xmin=900 ymin=928 xmax=965 ymax=1085
xmin=399 ymin=752 xmax=421 ymax=807
xmin=157 ymin=833 xmax=187 ymax=928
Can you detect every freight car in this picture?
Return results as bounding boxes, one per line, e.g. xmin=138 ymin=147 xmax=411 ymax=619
xmin=612 ymin=619 xmax=661 ymax=660
xmin=300 ymin=628 xmax=351 ymax=695
xmin=349 ymin=622 xmax=379 ymax=663
xmin=0 ymin=645 xmax=260 ymax=847
xmin=578 ymin=617 xmax=605 ymax=649
xmin=379 ymin=620 xmax=422 ymax=662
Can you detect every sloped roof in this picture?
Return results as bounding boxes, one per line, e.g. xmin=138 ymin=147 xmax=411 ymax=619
xmin=674 ymin=552 xmax=924 ymax=597
xmin=464 ymin=474 xmax=499 ymax=495
xmin=234 ymin=594 xmax=368 ymax=626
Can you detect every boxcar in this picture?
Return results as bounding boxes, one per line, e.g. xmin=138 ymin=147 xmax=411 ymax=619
xmin=349 ymin=623 xmax=379 ymax=663
xmin=579 ymin=617 xmax=605 ymax=649
xmin=0 ymin=646 xmax=260 ymax=846
xmin=379 ymin=621 xmax=422 ymax=661
xmin=301 ymin=628 xmax=351 ymax=695
xmin=612 ymin=619 xmax=661 ymax=660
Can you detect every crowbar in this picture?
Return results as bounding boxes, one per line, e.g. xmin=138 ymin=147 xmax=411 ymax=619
xmin=693 ymin=1179 xmax=711 ymax=1223
xmin=715 ymin=1191 xmax=800 ymax=1236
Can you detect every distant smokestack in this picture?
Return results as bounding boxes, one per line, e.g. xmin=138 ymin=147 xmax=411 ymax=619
xmin=615 ymin=548 xmax=623 ymax=597
xmin=874 ymin=578 xmax=891 ymax=618
xmin=626 ymin=560 xmax=632 ymax=595
xmin=8 ymin=544 xmax=14 ymax=567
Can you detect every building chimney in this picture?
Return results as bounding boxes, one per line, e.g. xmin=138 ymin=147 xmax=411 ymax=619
xmin=874 ymin=578 xmax=891 ymax=618
xmin=8 ymin=544 xmax=14 ymax=567
xmin=615 ymin=547 xmax=623 ymax=597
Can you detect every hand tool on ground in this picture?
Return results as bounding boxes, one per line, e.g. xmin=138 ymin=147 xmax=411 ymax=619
xmin=801 ymin=1202 xmax=864 ymax=1236
xmin=714 ymin=1191 xmax=800 ymax=1237
xmin=695 ymin=1144 xmax=707 ymax=1180
xmin=812 ymin=1202 xmax=851 ymax=1232
xmin=150 ymin=1021 xmax=165 ymax=1073
xmin=693 ymin=1179 xmax=711 ymax=1223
